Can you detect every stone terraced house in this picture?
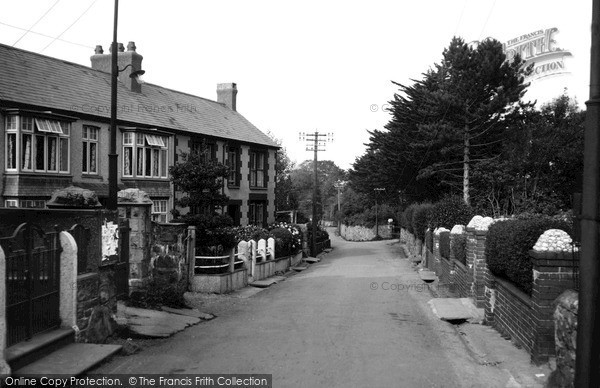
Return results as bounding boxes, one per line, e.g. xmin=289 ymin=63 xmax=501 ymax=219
xmin=0 ymin=41 xmax=278 ymax=226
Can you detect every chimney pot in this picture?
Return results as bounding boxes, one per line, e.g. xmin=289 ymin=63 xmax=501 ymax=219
xmin=127 ymin=41 xmax=136 ymax=52
xmin=118 ymin=43 xmax=125 ymax=52
xmin=94 ymin=45 xmax=104 ymax=54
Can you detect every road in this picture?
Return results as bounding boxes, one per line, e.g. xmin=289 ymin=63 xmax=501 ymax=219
xmin=92 ymin=230 xmax=513 ymax=387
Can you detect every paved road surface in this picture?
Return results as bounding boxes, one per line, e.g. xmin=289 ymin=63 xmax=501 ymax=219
xmin=93 ymin=231 xmax=515 ymax=387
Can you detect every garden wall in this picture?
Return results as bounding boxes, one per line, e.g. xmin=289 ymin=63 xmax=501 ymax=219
xmin=401 ymin=224 xmax=578 ymax=363
xmin=340 ymin=224 xmax=393 ymax=241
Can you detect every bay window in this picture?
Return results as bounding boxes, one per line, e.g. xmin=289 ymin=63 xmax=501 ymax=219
xmin=151 ymin=199 xmax=169 ymax=222
xmin=122 ymin=132 xmax=168 ymax=178
xmin=5 ymin=115 xmax=70 ymax=173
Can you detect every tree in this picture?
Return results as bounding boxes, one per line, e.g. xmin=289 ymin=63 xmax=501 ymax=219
xmin=290 ymin=160 xmax=347 ymax=221
xmin=169 ymin=142 xmax=230 ymax=224
xmin=350 ymin=37 xmax=531 ymax=206
xmin=268 ymin=133 xmax=298 ymax=212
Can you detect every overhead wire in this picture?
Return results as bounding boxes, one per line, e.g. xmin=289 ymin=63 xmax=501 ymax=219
xmin=0 ymin=20 xmax=93 ymax=49
xmin=12 ymin=0 xmax=61 ymax=46
xmin=40 ymin=0 xmax=98 ymax=53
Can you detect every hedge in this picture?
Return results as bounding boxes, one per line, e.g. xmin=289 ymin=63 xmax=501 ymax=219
xmin=451 ymin=233 xmax=467 ymax=265
xmin=425 ymin=229 xmax=433 ymax=252
xmin=439 ymin=231 xmax=450 ymax=259
xmin=486 ymin=215 xmax=572 ymax=295
xmin=402 ymin=204 xmax=418 ymax=234
xmin=412 ymin=203 xmax=433 ymax=241
xmin=430 ymin=196 xmax=475 ymax=230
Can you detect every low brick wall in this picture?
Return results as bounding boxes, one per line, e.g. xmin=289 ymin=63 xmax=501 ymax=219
xmin=488 ymin=277 xmax=535 ymax=354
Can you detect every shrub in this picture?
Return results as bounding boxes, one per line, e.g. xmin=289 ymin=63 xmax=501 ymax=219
xmin=486 ymin=215 xmax=572 ymax=295
xmin=128 ymin=276 xmax=187 ymax=309
xmin=403 ymin=204 xmax=417 ymax=233
xmin=269 ymin=222 xmax=303 ymax=254
xmin=270 ymin=227 xmax=295 ymax=258
xmin=451 ymin=234 xmax=467 ymax=265
xmin=425 ymin=229 xmax=433 ymax=252
xmin=232 ymin=225 xmax=270 ymax=243
xmin=412 ymin=203 xmax=434 ymax=241
xmin=431 ymin=196 xmax=475 ymax=230
xmin=439 ymin=231 xmax=450 ymax=259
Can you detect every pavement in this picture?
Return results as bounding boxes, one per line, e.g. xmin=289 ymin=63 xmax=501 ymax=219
xmin=90 ymin=229 xmax=553 ymax=387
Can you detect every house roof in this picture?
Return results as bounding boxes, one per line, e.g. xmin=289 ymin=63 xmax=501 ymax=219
xmin=0 ymin=43 xmax=278 ymax=148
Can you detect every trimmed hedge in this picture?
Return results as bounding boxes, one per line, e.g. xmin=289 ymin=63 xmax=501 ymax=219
xmin=451 ymin=233 xmax=467 ymax=265
xmin=412 ymin=203 xmax=433 ymax=241
xmin=486 ymin=215 xmax=572 ymax=295
xmin=430 ymin=196 xmax=475 ymax=230
xmin=270 ymin=227 xmax=295 ymax=258
xmin=439 ymin=231 xmax=450 ymax=259
xmin=402 ymin=204 xmax=417 ymax=234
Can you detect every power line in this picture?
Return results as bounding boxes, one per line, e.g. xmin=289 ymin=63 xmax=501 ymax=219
xmin=453 ymin=0 xmax=468 ymax=37
xmin=479 ymin=0 xmax=497 ymax=39
xmin=40 ymin=0 xmax=98 ymax=53
xmin=12 ymin=0 xmax=61 ymax=46
xmin=0 ymin=20 xmax=94 ymax=49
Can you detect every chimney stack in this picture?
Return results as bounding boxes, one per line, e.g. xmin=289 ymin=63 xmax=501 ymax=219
xmin=217 ymin=83 xmax=237 ymax=111
xmin=91 ymin=41 xmax=144 ymax=93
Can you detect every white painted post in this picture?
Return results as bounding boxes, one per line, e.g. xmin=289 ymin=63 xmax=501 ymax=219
xmin=258 ymin=239 xmax=267 ymax=262
xmin=59 ymin=231 xmax=78 ymax=330
xmin=238 ymin=241 xmax=250 ymax=273
xmin=268 ymin=237 xmax=275 ymax=260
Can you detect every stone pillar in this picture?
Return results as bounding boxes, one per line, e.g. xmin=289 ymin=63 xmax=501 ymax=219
xmin=552 ymin=290 xmax=578 ymax=387
xmin=465 ymin=228 xmax=479 ymax=304
xmin=237 ymin=241 xmax=250 ymax=272
xmin=258 ymin=239 xmax=267 ymax=262
xmin=530 ymin=250 xmax=578 ymax=363
xmin=118 ymin=188 xmax=153 ymax=291
xmin=59 ymin=231 xmax=78 ymax=330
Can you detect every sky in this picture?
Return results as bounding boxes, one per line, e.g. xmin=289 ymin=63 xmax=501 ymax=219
xmin=0 ymin=0 xmax=592 ymax=170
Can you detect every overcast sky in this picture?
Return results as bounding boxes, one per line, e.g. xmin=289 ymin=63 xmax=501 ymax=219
xmin=0 ymin=1 xmax=592 ymax=169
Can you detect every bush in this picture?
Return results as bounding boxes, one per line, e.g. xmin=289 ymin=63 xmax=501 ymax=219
xmin=439 ymin=231 xmax=450 ymax=259
xmin=269 ymin=222 xmax=303 ymax=254
xmin=402 ymin=204 xmax=417 ymax=233
xmin=451 ymin=234 xmax=467 ymax=265
xmin=431 ymin=196 xmax=475 ymax=230
xmin=486 ymin=215 xmax=572 ymax=295
xmin=412 ymin=203 xmax=434 ymax=240
xmin=425 ymin=229 xmax=433 ymax=251
xmin=232 ymin=225 xmax=270 ymax=243
xmin=270 ymin=227 xmax=295 ymax=258
xmin=128 ymin=276 xmax=187 ymax=309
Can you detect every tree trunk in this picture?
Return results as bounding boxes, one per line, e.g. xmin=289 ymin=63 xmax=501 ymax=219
xmin=463 ymin=123 xmax=470 ymax=206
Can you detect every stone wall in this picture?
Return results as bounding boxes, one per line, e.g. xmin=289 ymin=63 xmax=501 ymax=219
xmin=551 ymin=290 xmax=578 ymax=388
xmin=340 ymin=224 xmax=393 ymax=241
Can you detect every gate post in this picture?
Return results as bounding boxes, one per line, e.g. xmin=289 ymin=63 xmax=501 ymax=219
xmin=0 ymin=245 xmax=10 ymax=375
xmin=59 ymin=231 xmax=78 ymax=329
xmin=186 ymin=226 xmax=197 ymax=290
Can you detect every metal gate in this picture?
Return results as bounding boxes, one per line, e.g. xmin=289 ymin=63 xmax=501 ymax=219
xmin=1 ymin=223 xmax=61 ymax=347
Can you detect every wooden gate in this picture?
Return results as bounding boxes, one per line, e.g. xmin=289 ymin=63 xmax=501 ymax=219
xmin=1 ymin=223 xmax=61 ymax=347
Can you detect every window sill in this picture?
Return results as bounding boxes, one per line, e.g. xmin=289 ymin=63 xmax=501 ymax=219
xmin=82 ymin=174 xmax=104 ymax=180
xmin=4 ymin=171 xmax=73 ymax=177
xmin=249 ymin=186 xmax=268 ymax=191
xmin=121 ymin=177 xmax=170 ymax=182
xmin=227 ymin=185 xmax=240 ymax=189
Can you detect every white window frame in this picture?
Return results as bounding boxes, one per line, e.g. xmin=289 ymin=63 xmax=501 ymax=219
xmin=4 ymin=199 xmax=18 ymax=208
xmin=122 ymin=132 xmax=169 ymax=179
xmin=151 ymin=199 xmax=168 ymax=223
xmin=82 ymin=126 xmax=99 ymax=174
xmin=5 ymin=115 xmax=70 ymax=174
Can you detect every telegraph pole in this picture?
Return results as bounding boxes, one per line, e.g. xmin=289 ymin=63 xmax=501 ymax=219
xmin=374 ymin=188 xmax=385 ymax=239
xmin=299 ymin=131 xmax=333 ymax=256
xmin=576 ymin=1 xmax=600 ymax=386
